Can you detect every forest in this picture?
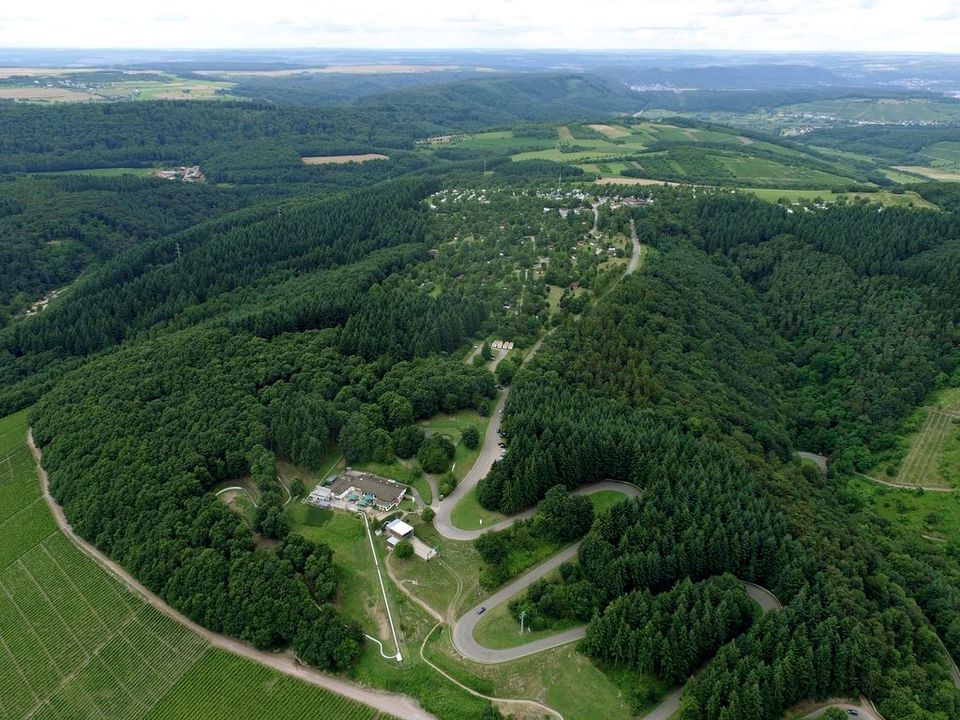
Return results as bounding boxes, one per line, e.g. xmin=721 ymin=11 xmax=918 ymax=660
xmin=4 ymin=76 xmax=960 ymax=719
xmin=480 ymin=186 xmax=960 ymax=719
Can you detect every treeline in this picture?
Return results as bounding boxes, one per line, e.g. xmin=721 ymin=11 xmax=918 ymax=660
xmin=31 ymin=329 xmax=365 ymax=670
xmin=692 ymin=195 xmax=960 ymax=469
xmin=582 ymin=574 xmax=755 ymax=686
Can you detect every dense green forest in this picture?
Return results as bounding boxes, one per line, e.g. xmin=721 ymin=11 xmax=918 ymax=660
xmin=0 ymin=174 xmax=254 ymax=325
xmin=481 ymin=188 xmax=960 ymax=718
xmin=4 ymin=76 xmax=960 ymax=719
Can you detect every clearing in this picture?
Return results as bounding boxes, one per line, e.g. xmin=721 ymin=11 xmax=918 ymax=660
xmin=893 ymin=166 xmax=960 ymax=182
xmin=596 ymin=176 xmax=679 ymax=186
xmin=0 ymin=87 xmax=100 ymax=102
xmin=302 ymin=154 xmax=390 ymax=165
xmin=868 ymin=387 xmax=960 ymax=489
xmin=587 ymin=124 xmax=631 ymax=139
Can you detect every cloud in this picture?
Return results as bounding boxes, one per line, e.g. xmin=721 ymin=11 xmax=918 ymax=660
xmin=0 ymin=0 xmax=957 ymax=51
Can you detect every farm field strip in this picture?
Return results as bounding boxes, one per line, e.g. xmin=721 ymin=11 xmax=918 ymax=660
xmin=897 ymin=410 xmax=953 ymax=487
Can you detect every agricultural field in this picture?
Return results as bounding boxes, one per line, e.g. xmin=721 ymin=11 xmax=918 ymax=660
xmin=0 ymin=409 xmax=398 ymax=720
xmin=894 ymin=165 xmax=960 ymax=182
xmin=924 ymin=141 xmax=960 ymax=169
xmin=0 ymin=69 xmax=237 ymax=103
xmin=777 ymin=98 xmax=960 ymax=124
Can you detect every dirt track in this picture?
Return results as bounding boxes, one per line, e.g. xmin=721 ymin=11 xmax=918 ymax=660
xmin=27 ymin=430 xmax=435 ymax=720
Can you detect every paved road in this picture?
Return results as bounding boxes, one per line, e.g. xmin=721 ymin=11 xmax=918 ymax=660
xmin=28 ymin=431 xmax=436 ymax=720
xmin=451 ymin=482 xmax=645 ymax=663
xmin=803 ymin=696 xmax=884 ymax=720
xmin=797 ymin=451 xmax=828 ymax=474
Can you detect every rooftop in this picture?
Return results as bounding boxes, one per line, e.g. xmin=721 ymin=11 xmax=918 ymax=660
xmin=330 ymin=469 xmax=407 ymax=506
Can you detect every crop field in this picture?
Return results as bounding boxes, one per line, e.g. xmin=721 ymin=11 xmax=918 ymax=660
xmin=779 ymin=98 xmax=960 ymax=123
xmin=587 ymin=124 xmax=631 ymax=138
xmin=0 ymin=409 xmax=397 ymax=720
xmin=894 ymin=165 xmax=960 ymax=182
xmin=145 ymin=650 xmax=391 ymax=720
xmin=440 ymin=130 xmax=554 ymax=154
xmin=0 ymin=72 xmax=236 ymax=103
xmin=0 ymin=87 xmax=100 ymax=102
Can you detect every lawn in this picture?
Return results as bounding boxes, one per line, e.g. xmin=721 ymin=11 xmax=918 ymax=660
xmin=589 ymin=489 xmax=631 ymax=516
xmin=450 ymin=487 xmax=508 ymax=530
xmin=424 ymin=625 xmax=665 ymax=720
xmin=400 ymin=518 xmax=485 ymax=615
xmin=419 ymin=409 xmax=490 ymax=483
xmin=286 ymin=504 xmax=394 ymax=642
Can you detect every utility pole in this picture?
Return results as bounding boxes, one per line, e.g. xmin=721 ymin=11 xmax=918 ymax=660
xmin=519 ymin=609 xmax=526 ymax=636
xmin=175 ymin=242 xmax=182 ymax=261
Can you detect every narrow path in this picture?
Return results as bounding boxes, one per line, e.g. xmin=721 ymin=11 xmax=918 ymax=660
xmin=626 ymin=218 xmax=643 ymax=275
xmin=357 ymin=510 xmax=402 ymax=662
xmin=213 ymin=485 xmax=258 ymax=507
xmin=854 ymin=471 xmax=954 ymax=493
xmin=28 ymin=430 xmax=435 ymax=720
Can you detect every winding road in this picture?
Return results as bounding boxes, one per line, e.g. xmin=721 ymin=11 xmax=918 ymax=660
xmin=27 ymin=431 xmax=436 ymax=720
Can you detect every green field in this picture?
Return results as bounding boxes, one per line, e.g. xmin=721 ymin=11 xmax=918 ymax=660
xmin=847 ymin=475 xmax=960 ymax=544
xmin=0 ymin=409 xmax=393 ymax=720
xmin=450 ymin=486 xmax=509 ymax=530
xmin=780 ymin=98 xmax=960 ymax=124
xmin=419 ymin=409 xmax=490 ymax=483
xmin=285 ymin=504 xmax=397 ymax=643
xmin=424 ymin=625 xmax=665 ymax=720
xmin=867 ymin=387 xmax=960 ymax=489
xmin=743 ymin=187 xmax=938 ymax=209
xmin=925 ymin=141 xmax=960 ymax=169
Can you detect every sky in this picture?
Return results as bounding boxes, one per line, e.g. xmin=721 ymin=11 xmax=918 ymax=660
xmin=1 ymin=0 xmax=958 ymax=52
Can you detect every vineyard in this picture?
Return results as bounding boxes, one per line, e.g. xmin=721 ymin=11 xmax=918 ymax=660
xmin=0 ymin=410 xmax=395 ymax=720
